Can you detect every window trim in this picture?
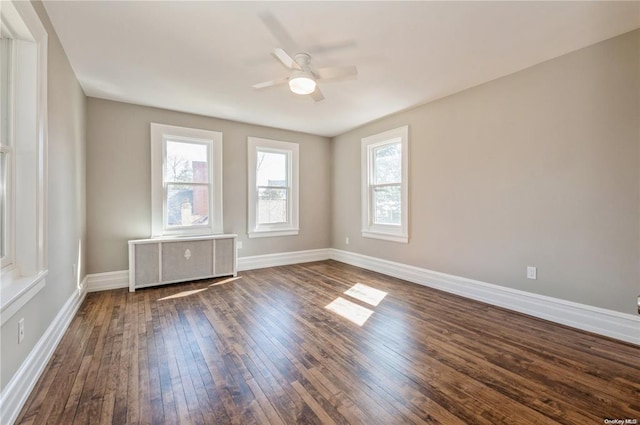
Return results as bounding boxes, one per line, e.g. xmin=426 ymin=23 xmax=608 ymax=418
xmin=247 ymin=137 xmax=299 ymax=238
xmin=0 ymin=0 xmax=48 ymax=325
xmin=1 ymin=36 xmax=15 ymax=269
xmin=361 ymin=125 xmax=409 ymax=243
xmin=150 ymin=123 xmax=223 ymax=237
xmin=0 ymin=146 xmax=13 ymax=270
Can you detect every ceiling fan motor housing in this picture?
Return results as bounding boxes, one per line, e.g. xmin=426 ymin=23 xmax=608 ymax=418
xmin=293 ymin=53 xmax=313 ymax=71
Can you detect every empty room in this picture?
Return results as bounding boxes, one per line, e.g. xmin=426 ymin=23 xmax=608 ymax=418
xmin=1 ymin=1 xmax=639 ymax=424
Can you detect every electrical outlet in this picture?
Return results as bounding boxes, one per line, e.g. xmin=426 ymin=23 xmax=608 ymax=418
xmin=527 ymin=266 xmax=537 ymax=280
xmin=18 ymin=318 xmax=24 ymax=344
xmin=237 ymin=241 xmax=243 ymax=249
xmin=345 ymin=237 xmax=349 ymax=245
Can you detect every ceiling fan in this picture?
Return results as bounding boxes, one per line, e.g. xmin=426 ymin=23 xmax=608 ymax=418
xmin=252 ymin=12 xmax=358 ymax=102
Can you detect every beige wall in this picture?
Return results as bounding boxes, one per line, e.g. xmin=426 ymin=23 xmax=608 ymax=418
xmin=332 ymin=30 xmax=640 ymax=315
xmin=1 ymin=1 xmax=87 ymax=390
xmin=86 ymin=99 xmax=332 ymax=273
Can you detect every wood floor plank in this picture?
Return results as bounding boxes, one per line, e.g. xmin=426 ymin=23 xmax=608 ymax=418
xmin=15 ymin=260 xmax=640 ymax=425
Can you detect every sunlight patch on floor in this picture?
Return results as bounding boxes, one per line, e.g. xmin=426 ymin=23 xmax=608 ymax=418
xmin=344 ymin=283 xmax=387 ymax=306
xmin=157 ymin=276 xmax=243 ymax=301
xmin=325 ymin=297 xmax=373 ymax=326
xmin=209 ymin=276 xmax=242 ymax=287
xmin=158 ymin=288 xmax=208 ymax=301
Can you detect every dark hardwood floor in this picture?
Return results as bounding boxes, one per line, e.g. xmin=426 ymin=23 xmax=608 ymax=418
xmin=15 ymin=260 xmax=640 ymax=424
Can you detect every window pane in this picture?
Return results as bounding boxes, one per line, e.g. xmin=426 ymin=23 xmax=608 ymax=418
xmin=167 ymin=184 xmax=209 ymax=226
xmin=373 ymin=142 xmax=401 ymax=185
xmin=373 ymin=184 xmax=401 ymax=225
xmin=257 ymin=151 xmax=287 ymax=187
xmin=258 ymin=187 xmax=287 ymax=224
xmin=165 ymin=140 xmax=208 ymax=183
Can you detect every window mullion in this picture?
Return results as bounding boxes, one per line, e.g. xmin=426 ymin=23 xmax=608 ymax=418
xmin=164 ymin=181 xmax=210 ymax=186
xmin=257 ymin=185 xmax=286 ymax=190
xmin=371 ymin=182 xmax=401 ymax=189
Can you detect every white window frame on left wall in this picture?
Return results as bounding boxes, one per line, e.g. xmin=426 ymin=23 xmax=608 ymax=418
xmin=0 ymin=0 xmax=49 ymax=326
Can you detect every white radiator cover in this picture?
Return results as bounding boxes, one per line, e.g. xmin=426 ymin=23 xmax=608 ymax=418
xmin=128 ymin=234 xmax=237 ymax=292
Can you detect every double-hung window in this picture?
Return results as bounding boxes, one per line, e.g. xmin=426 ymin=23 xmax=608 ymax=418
xmin=247 ymin=137 xmax=299 ymax=238
xmin=150 ymin=123 xmax=223 ymax=237
xmin=1 ymin=0 xmax=49 ymax=324
xmin=1 ymin=37 xmax=13 ymax=269
xmin=361 ymin=125 xmax=409 ymax=243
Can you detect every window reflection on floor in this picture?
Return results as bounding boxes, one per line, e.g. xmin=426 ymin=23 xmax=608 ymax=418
xmin=344 ymin=282 xmax=387 ymax=306
xmin=325 ymin=283 xmax=388 ymax=326
xmin=325 ymin=297 xmax=373 ymax=326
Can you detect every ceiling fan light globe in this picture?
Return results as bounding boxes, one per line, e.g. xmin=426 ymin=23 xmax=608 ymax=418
xmin=289 ymin=76 xmax=316 ymax=95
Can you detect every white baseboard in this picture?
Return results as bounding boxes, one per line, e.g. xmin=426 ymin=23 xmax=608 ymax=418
xmin=238 ymin=248 xmax=332 ymax=271
xmin=330 ymin=249 xmax=640 ymax=345
xmin=0 ymin=277 xmax=88 ymax=425
xmin=86 ymin=270 xmax=129 ymax=292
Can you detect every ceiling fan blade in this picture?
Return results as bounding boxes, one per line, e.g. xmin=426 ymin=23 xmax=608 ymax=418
xmin=316 ymin=66 xmax=358 ymax=80
xmin=259 ymin=11 xmax=300 ymax=53
xmin=252 ymin=77 xmax=289 ymax=90
xmin=273 ymin=48 xmax=301 ymax=70
xmin=307 ymin=40 xmax=357 ymax=56
xmin=310 ymin=87 xmax=324 ymax=102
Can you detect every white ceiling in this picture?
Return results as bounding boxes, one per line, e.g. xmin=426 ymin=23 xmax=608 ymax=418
xmin=43 ymin=1 xmax=640 ymax=137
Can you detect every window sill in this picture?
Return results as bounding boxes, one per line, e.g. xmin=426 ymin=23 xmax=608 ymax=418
xmin=155 ymin=225 xmax=219 ymax=238
xmin=152 ymin=233 xmax=218 ymax=239
xmin=1 ymin=269 xmax=48 ymax=325
xmin=361 ymin=230 xmax=408 ymax=244
xmin=248 ymin=229 xmax=299 ymax=239
xmin=132 ymin=233 xmax=238 ymax=243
